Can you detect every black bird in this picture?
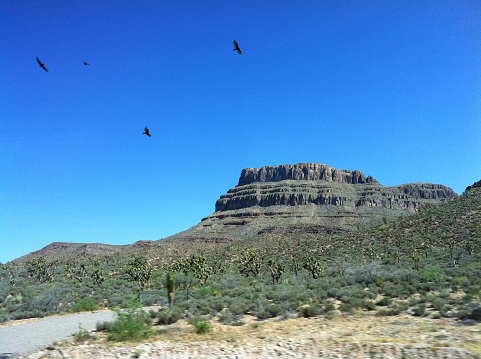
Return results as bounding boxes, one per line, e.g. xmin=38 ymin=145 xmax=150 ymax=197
xmin=143 ymin=127 xmax=151 ymax=137
xmin=233 ymin=40 xmax=242 ymax=54
xmin=82 ymin=61 xmax=89 ymax=65
xmin=36 ymin=57 xmax=48 ymax=72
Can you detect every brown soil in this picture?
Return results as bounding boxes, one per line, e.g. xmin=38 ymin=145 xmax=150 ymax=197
xmin=27 ymin=312 xmax=481 ymax=358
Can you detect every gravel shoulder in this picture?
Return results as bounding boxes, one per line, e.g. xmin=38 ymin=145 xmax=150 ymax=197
xmin=0 ymin=310 xmax=117 ymax=357
xmin=20 ymin=312 xmax=481 ymax=359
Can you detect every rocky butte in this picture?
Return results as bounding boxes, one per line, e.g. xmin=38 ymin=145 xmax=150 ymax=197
xmin=164 ymin=163 xmax=457 ymax=243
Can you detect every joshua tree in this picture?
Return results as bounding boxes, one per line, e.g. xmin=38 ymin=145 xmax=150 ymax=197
xmin=24 ymin=256 xmax=53 ymax=283
xmin=303 ymin=255 xmax=325 ymax=279
xmin=237 ymin=249 xmax=262 ymax=278
xmin=267 ymin=259 xmax=284 ymax=285
xmin=189 ymin=255 xmax=211 ymax=286
xmin=126 ymin=256 xmax=153 ymax=291
xmin=91 ymin=268 xmax=105 ymax=285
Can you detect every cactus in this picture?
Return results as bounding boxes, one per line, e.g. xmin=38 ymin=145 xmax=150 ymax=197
xmin=166 ymin=272 xmax=175 ymax=307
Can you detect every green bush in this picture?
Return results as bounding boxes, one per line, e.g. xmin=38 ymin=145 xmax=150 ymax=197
xmin=375 ymin=297 xmax=392 ymax=306
xmin=189 ymin=316 xmax=212 ymax=334
xmin=218 ymin=310 xmax=244 ymax=326
xmin=72 ymin=324 xmax=93 ymax=342
xmin=299 ymin=305 xmax=319 ymax=318
xmin=468 ymin=307 xmax=481 ymax=321
xmin=155 ymin=307 xmax=182 ymax=325
xmin=412 ymin=303 xmax=426 ymax=316
xmin=70 ymin=298 xmax=99 ymax=313
xmin=106 ymin=307 xmax=153 ymax=341
xmin=228 ymin=298 xmax=253 ymax=315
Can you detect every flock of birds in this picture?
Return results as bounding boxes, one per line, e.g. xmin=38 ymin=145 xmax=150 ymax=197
xmin=36 ymin=41 xmax=242 ymax=138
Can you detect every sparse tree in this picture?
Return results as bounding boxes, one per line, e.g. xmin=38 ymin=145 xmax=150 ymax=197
xmin=267 ymin=259 xmax=284 ymax=285
xmin=237 ymin=249 xmax=262 ymax=278
xmin=25 ymin=257 xmax=53 ymax=283
xmin=189 ymin=255 xmax=211 ymax=285
xmin=303 ymin=255 xmax=324 ymax=279
xmin=126 ymin=256 xmax=153 ymax=291
xmin=91 ymin=268 xmax=105 ymax=285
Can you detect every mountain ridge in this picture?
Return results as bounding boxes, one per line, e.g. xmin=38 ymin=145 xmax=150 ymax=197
xmin=11 ymin=163 xmax=460 ymax=263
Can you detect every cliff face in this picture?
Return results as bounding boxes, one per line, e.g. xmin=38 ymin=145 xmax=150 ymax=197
xmin=216 ymin=163 xmax=455 ymax=212
xmin=163 ymin=163 xmax=457 ymax=243
xmin=238 ymin=163 xmax=378 ymax=186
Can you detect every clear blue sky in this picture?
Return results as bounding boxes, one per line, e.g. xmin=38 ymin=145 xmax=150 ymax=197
xmin=1 ymin=1 xmax=480 ymax=264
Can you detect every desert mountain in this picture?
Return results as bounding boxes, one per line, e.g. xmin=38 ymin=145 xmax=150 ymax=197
xmin=162 ymin=163 xmax=457 ymax=243
xmin=13 ymin=163 xmax=458 ymax=263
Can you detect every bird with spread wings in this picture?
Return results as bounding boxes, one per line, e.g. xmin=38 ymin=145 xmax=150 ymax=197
xmin=36 ymin=57 xmax=48 ymax=72
xmin=143 ymin=127 xmax=151 ymax=137
xmin=233 ymin=40 xmax=242 ymax=54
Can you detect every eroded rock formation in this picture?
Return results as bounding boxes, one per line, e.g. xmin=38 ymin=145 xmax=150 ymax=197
xmin=163 ymin=163 xmax=457 ymax=243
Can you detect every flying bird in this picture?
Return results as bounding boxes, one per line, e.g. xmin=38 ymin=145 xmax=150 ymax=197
xmin=82 ymin=61 xmax=89 ymax=65
xmin=233 ymin=40 xmax=242 ymax=54
xmin=143 ymin=127 xmax=151 ymax=137
xmin=36 ymin=57 xmax=48 ymax=72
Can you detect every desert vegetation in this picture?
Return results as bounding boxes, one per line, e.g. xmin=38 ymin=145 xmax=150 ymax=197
xmin=1 ymin=187 xmax=480 ymax=341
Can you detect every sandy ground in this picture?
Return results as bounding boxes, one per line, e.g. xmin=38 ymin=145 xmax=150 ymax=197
xmin=23 ymin=312 xmax=481 ymax=358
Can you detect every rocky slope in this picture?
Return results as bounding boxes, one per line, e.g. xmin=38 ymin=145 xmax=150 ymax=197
xmin=13 ymin=163 xmax=458 ymax=262
xmin=165 ymin=163 xmax=457 ymax=243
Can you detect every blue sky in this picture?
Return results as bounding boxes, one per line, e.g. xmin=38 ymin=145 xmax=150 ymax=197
xmin=1 ymin=1 xmax=480 ymax=264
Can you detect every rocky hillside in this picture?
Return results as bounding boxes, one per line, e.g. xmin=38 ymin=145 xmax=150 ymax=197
xmin=13 ymin=163 xmax=458 ymax=263
xmin=12 ymin=242 xmax=127 ymax=264
xmin=164 ymin=163 xmax=457 ymax=243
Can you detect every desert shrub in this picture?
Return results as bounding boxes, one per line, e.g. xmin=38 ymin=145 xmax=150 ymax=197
xmin=106 ymin=307 xmax=153 ymax=341
xmin=265 ymin=304 xmax=282 ymax=317
xmin=193 ymin=298 xmax=222 ymax=315
xmin=412 ymin=303 xmax=427 ymax=316
xmin=387 ymin=268 xmax=417 ymax=283
xmin=155 ymin=307 xmax=182 ymax=325
xmin=429 ymin=296 xmax=447 ymax=312
xmin=420 ymin=267 xmax=445 ymax=284
xmin=23 ymin=285 xmax=72 ymax=315
xmin=189 ymin=316 xmax=212 ymax=333
xmin=468 ymin=307 xmax=481 ymax=321
xmin=70 ymin=298 xmax=98 ymax=313
xmin=72 ymin=324 xmax=93 ymax=342
xmin=346 ymin=262 xmax=383 ymax=285
xmin=380 ymin=282 xmax=412 ymax=299
xmin=376 ymin=301 xmax=409 ymax=316
xmin=9 ymin=310 xmax=36 ymax=320
xmin=324 ymin=303 xmax=335 ymax=312
xmin=0 ymin=313 xmax=9 ymax=323
xmin=96 ymin=321 xmax=112 ymax=332
xmin=465 ymin=286 xmax=480 ymax=296
xmin=375 ymin=297 xmax=392 ymax=306
xmin=218 ymin=310 xmax=244 ymax=326
xmin=206 ymin=296 xmax=225 ymax=313
xmin=299 ymin=305 xmax=320 ymax=318
xmin=255 ymin=304 xmax=282 ymax=320
xmin=215 ymin=274 xmax=244 ymax=290
xmin=197 ymin=286 xmax=221 ymax=298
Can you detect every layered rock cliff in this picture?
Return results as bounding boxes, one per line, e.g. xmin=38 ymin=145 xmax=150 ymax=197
xmin=216 ymin=163 xmax=455 ymax=212
xmin=164 ymin=163 xmax=457 ymax=243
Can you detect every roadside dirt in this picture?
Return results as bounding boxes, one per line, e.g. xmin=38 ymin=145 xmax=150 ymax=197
xmin=26 ymin=312 xmax=481 ymax=358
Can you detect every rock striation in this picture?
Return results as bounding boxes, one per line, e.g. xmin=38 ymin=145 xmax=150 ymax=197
xmin=215 ymin=163 xmax=455 ymax=212
xmin=164 ymin=163 xmax=457 ymax=243
xmin=238 ymin=163 xmax=378 ymax=186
